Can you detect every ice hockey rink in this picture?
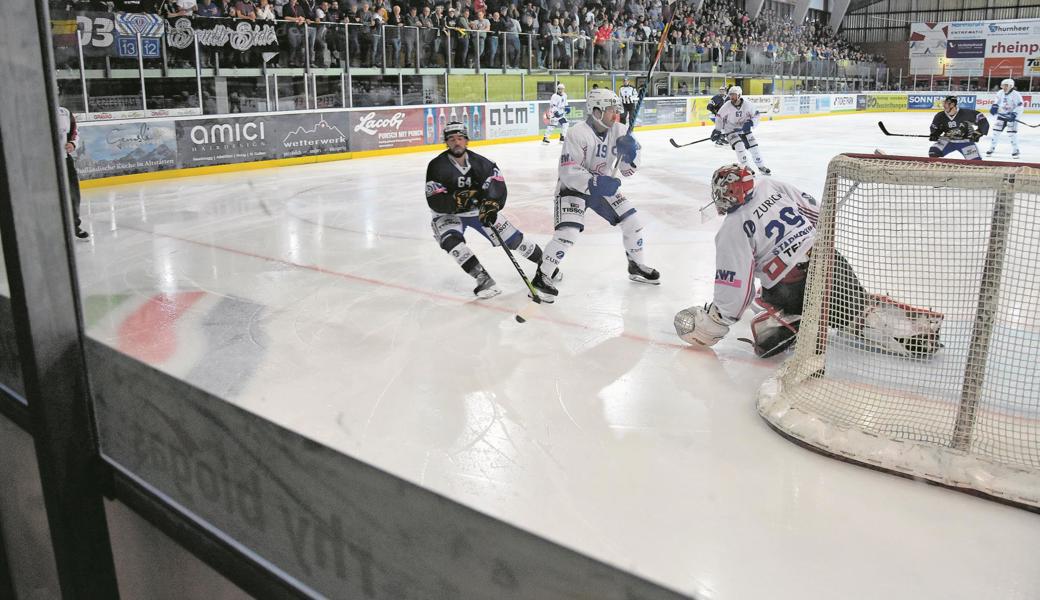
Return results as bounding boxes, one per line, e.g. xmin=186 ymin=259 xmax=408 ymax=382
xmin=23 ymin=111 xmax=1040 ymax=598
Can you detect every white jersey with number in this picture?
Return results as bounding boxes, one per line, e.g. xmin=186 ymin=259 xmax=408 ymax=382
xmin=712 ymin=178 xmax=819 ymax=321
xmin=618 ymin=85 xmax=637 ymax=104
xmin=994 ymin=89 xmax=1024 ymax=118
xmin=549 ymin=92 xmax=569 ymax=119
xmin=713 ymin=98 xmax=760 ymax=135
xmin=557 ymin=119 xmax=639 ymax=194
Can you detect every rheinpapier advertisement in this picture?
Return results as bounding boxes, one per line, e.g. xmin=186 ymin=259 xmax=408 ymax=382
xmin=910 ymin=18 xmax=1040 ymax=78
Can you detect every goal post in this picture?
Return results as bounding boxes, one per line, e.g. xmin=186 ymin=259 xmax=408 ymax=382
xmin=758 ymin=153 xmax=1040 ymax=511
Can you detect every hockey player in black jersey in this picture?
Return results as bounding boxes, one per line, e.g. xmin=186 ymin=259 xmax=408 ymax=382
xmin=707 ymin=85 xmax=728 ymax=145
xmin=426 ymin=121 xmax=557 ymax=298
xmin=928 ymin=96 xmax=989 ymax=160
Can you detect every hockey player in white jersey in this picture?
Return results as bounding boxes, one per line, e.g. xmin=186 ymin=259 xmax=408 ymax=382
xmin=542 ymin=83 xmax=570 ymax=143
xmin=986 ymin=78 xmax=1024 ymax=158
xmin=618 ymin=79 xmax=637 ymax=124
xmin=530 ymin=88 xmax=659 ymax=302
xmin=710 ymin=86 xmax=771 ymax=174
xmin=674 ymin=165 xmax=943 ymax=358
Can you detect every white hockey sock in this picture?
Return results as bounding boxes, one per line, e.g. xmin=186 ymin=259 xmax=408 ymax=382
xmin=750 ymin=145 xmax=766 ymax=168
xmin=446 ymin=241 xmax=475 ymax=268
xmin=620 ymin=212 xmax=646 ymax=265
xmin=560 ymin=121 xmax=569 ymax=137
xmin=989 ymin=130 xmax=1001 ymax=151
xmin=1010 ymin=133 xmax=1020 ymax=153
xmin=540 ymin=226 xmax=579 ymax=274
xmin=544 ymin=125 xmax=555 ymax=138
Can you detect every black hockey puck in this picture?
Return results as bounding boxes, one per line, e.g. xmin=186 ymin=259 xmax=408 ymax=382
xmin=515 ymin=315 xmax=526 ymax=323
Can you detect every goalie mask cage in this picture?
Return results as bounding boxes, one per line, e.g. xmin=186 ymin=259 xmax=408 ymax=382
xmin=758 ymin=153 xmax=1040 ymax=511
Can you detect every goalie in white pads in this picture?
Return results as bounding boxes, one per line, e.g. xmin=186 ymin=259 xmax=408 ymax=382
xmin=426 ymin=121 xmax=554 ymax=298
xmin=986 ymin=79 xmax=1024 ymax=158
xmin=531 ymin=88 xmax=659 ymax=303
xmin=543 ymin=83 xmax=570 ymax=143
xmin=710 ymin=86 xmax=771 ymax=174
xmin=674 ymin=165 xmax=944 ymax=358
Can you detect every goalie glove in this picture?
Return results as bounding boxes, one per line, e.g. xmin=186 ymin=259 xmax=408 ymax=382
xmin=674 ymin=303 xmax=731 ymax=347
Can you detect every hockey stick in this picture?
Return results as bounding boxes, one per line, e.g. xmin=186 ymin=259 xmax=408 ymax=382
xmin=1015 ymin=118 xmax=1040 ymax=128
xmin=668 ymin=136 xmax=713 ymax=148
xmin=610 ymin=0 xmax=679 ymax=176
xmin=877 ymin=121 xmax=930 ymax=138
xmin=489 ymin=225 xmax=541 ymax=322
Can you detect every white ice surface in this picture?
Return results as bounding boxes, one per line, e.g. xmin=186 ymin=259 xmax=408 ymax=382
xmin=11 ymin=112 xmax=1040 ymax=599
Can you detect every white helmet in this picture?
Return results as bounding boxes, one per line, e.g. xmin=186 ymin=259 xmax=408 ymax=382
xmin=728 ymin=85 xmax=743 ymax=97
xmin=557 ymin=83 xmax=565 ymax=93
xmin=587 ymin=88 xmax=622 ymax=130
xmin=1001 ymin=78 xmax=1015 ymax=90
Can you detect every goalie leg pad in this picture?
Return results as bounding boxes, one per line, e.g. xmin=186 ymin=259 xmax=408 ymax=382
xmin=860 ymin=294 xmax=944 ymax=358
xmin=674 ymin=303 xmax=731 ymax=347
xmin=750 ymin=303 xmax=801 ymax=358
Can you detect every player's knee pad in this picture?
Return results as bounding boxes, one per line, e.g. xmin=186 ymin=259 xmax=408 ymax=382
xmin=439 ymin=231 xmax=465 ymax=252
xmin=859 ymin=294 xmax=943 ymax=358
xmin=750 ymin=303 xmax=801 ymax=358
xmin=508 ymin=232 xmax=539 ymax=260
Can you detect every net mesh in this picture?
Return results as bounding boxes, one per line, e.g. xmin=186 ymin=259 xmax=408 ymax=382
xmin=759 ymin=154 xmax=1040 ymax=509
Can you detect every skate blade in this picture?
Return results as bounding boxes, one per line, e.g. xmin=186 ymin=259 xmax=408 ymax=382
xmin=476 ymin=286 xmax=502 ymax=299
xmin=628 ymin=274 xmax=661 ymax=285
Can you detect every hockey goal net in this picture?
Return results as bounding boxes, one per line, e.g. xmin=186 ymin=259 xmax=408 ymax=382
xmin=759 ymin=153 xmax=1040 ymax=510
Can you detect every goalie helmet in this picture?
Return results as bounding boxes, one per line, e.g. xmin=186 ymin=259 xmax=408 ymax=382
xmin=711 ymin=164 xmax=755 ymax=215
xmin=1001 ymin=78 xmax=1015 ymax=90
xmin=442 ymin=120 xmax=469 ymax=141
xmin=728 ymin=85 xmax=743 ymax=97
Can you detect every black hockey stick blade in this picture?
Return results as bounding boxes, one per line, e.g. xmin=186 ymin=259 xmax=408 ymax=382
xmin=878 ymin=121 xmax=930 ymax=138
xmin=669 ymin=136 xmax=712 ymax=148
xmin=1016 ymin=119 xmax=1040 ymax=128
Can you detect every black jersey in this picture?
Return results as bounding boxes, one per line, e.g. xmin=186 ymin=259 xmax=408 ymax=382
xmin=707 ymin=93 xmax=727 ymax=115
xmin=930 ymin=108 xmax=990 ymax=139
xmin=425 ymin=150 xmax=507 ymax=215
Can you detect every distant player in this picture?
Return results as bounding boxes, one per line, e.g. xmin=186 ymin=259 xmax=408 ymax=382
xmin=706 ymin=85 xmax=728 ymax=145
xmin=710 ymin=86 xmax=771 ymax=174
xmin=674 ymin=165 xmax=943 ymax=358
xmin=531 ymin=88 xmax=659 ymax=302
xmin=618 ymin=78 xmax=637 ymax=125
xmin=986 ymin=79 xmax=1024 ymax=158
xmin=542 ymin=83 xmax=570 ymax=143
xmin=928 ymin=95 xmax=988 ymax=160
xmin=426 ymin=121 xmax=553 ymax=298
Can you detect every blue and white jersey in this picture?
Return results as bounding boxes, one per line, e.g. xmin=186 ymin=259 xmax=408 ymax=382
xmin=994 ymin=89 xmax=1024 ymax=119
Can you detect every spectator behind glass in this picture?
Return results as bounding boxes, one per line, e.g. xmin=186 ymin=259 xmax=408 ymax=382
xmin=197 ymin=0 xmax=222 ymax=15
xmin=256 ymin=0 xmax=276 ymax=20
xmin=169 ymin=0 xmax=198 ymax=16
xmin=233 ymin=0 xmax=257 ymax=19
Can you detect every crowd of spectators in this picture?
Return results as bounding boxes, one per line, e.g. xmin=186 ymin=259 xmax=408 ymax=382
xmin=59 ymin=0 xmax=882 ymax=72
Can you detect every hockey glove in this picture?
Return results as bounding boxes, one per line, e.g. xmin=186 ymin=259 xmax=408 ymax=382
xmin=740 ymin=120 xmax=753 ymax=133
xmin=616 ymin=134 xmax=640 ymax=164
xmin=565 ymin=106 xmax=572 ymax=114
xmin=928 ymin=130 xmax=940 ymax=142
xmin=970 ymin=130 xmax=983 ymax=142
xmin=588 ymin=174 xmax=621 ymax=198
xmin=710 ymin=129 xmax=724 ymax=143
xmin=998 ymin=112 xmax=1015 ymax=123
xmin=989 ymin=104 xmax=999 ymax=115
xmin=478 ymin=199 xmax=500 ymax=227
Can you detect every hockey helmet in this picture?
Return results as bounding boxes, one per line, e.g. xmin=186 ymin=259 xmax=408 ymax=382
xmin=728 ymin=85 xmax=743 ymax=97
xmin=711 ymin=164 xmax=755 ymax=215
xmin=443 ymin=120 xmax=469 ymax=141
xmin=557 ymin=83 xmax=566 ymax=93
xmin=719 ymin=84 xmax=728 ymax=92
xmin=1001 ymin=78 xmax=1015 ymax=90
xmin=587 ymin=87 xmax=622 ymax=130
